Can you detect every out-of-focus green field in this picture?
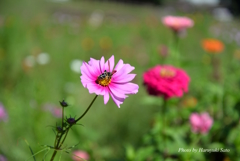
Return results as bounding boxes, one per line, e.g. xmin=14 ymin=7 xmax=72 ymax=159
xmin=1 ymin=0 xmax=240 ymax=160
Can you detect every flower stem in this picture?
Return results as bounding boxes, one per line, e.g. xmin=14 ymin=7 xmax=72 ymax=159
xmin=172 ymin=30 xmax=180 ymax=66
xmin=162 ymin=98 xmax=167 ymax=160
xmin=62 ymin=106 xmax=64 ymax=128
xmin=59 ymin=128 xmax=70 ymax=148
xmin=49 ymin=95 xmax=98 ymax=161
xmin=211 ymin=54 xmax=221 ymax=83
xmin=75 ymin=95 xmax=98 ymax=122
xmin=50 ymin=149 xmax=58 ymax=161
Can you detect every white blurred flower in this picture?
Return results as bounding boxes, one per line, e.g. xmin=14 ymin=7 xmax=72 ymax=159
xmin=182 ymin=0 xmax=219 ymax=6
xmin=24 ymin=55 xmax=35 ymax=67
xmin=213 ymin=8 xmax=233 ymax=22
xmin=36 ymin=53 xmax=50 ymax=65
xmin=88 ymin=10 xmax=104 ymax=28
xmin=235 ymin=32 xmax=240 ymax=45
xmin=53 ymin=12 xmax=73 ymax=24
xmin=70 ymin=59 xmax=82 ymax=73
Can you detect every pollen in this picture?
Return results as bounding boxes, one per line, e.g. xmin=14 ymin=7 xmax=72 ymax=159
xmin=160 ymin=68 xmax=176 ymax=78
xmin=98 ymin=78 xmax=111 ymax=87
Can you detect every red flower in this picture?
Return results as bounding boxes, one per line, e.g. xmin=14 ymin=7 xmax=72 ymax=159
xmin=143 ymin=65 xmax=190 ymax=99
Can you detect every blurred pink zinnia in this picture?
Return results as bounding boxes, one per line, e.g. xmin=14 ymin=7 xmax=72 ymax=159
xmin=190 ymin=112 xmax=213 ymax=134
xmin=72 ymin=150 xmax=89 ymax=161
xmin=80 ymin=55 xmax=139 ymax=108
xmin=143 ymin=65 xmax=190 ymax=99
xmin=162 ymin=16 xmax=194 ymax=32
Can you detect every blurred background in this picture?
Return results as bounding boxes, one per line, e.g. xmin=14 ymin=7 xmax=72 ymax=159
xmin=0 ymin=0 xmax=240 ymax=160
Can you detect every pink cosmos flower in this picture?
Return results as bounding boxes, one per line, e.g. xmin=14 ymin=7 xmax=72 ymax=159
xmin=72 ymin=150 xmax=89 ymax=161
xmin=143 ymin=65 xmax=190 ymax=99
xmin=80 ymin=55 xmax=139 ymax=108
xmin=162 ymin=16 xmax=194 ymax=32
xmin=190 ymin=112 xmax=213 ymax=134
xmin=0 ymin=103 xmax=8 ymax=121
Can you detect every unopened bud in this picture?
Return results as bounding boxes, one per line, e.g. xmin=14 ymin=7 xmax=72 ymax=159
xmin=59 ymin=100 xmax=68 ymax=107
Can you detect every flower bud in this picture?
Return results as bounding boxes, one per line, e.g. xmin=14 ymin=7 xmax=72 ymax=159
xmin=56 ymin=126 xmax=63 ymax=133
xmin=66 ymin=117 xmax=76 ymax=125
xmin=59 ymin=100 xmax=68 ymax=107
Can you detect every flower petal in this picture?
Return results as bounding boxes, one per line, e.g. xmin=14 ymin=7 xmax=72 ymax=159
xmin=88 ymin=58 xmax=101 ymax=75
xmin=111 ymin=82 xmax=139 ymax=94
xmin=112 ymin=74 xmax=136 ymax=83
xmin=109 ymin=92 xmax=125 ymax=108
xmin=100 ymin=56 xmax=105 ymax=73
xmin=114 ymin=59 xmax=124 ymax=72
xmin=80 ymin=62 xmax=96 ymax=80
xmin=104 ymin=88 xmax=110 ymax=104
xmin=80 ymin=75 xmax=95 ymax=87
xmin=104 ymin=55 xmax=115 ymax=72
xmin=86 ymin=83 xmax=105 ymax=95
xmin=113 ymin=64 xmax=135 ymax=78
xmin=108 ymin=84 xmax=127 ymax=98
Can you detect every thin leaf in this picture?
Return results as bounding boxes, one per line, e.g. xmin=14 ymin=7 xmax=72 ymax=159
xmin=25 ymin=147 xmax=50 ymax=161
xmin=24 ymin=139 xmax=36 ymax=161
xmin=42 ymin=148 xmax=51 ymax=161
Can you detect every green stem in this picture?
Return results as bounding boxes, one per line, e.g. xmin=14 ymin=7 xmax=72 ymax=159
xmin=56 ymin=133 xmax=64 ymax=147
xmin=62 ymin=106 xmax=64 ymax=128
xmin=75 ymin=95 xmax=98 ymax=122
xmin=49 ymin=95 xmax=98 ymax=161
xmin=174 ymin=31 xmax=180 ymax=66
xmin=59 ymin=128 xmax=70 ymax=148
xmin=53 ymin=133 xmax=58 ymax=147
xmin=194 ymin=134 xmax=202 ymax=145
xmin=211 ymin=54 xmax=221 ymax=83
xmin=162 ymin=98 xmax=167 ymax=160
xmin=50 ymin=150 xmax=57 ymax=161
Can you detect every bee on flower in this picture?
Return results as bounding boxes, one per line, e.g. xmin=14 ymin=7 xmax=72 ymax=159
xmin=80 ymin=55 xmax=139 ymax=108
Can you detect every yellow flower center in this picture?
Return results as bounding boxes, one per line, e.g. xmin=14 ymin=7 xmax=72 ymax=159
xmin=160 ymin=68 xmax=176 ymax=78
xmin=97 ymin=71 xmax=113 ymax=87
xmin=98 ymin=78 xmax=111 ymax=87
